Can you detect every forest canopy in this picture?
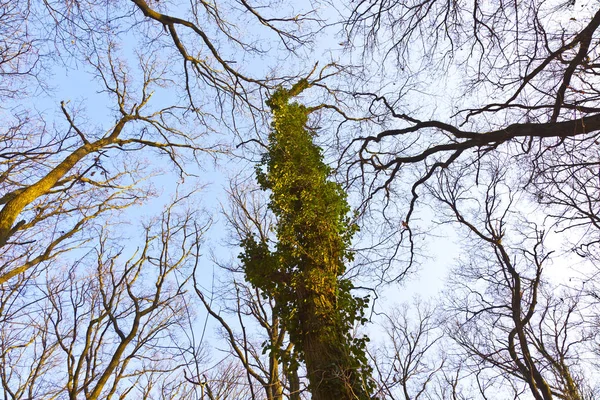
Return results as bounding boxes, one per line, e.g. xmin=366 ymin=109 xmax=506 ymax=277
xmin=1 ymin=0 xmax=599 ymax=399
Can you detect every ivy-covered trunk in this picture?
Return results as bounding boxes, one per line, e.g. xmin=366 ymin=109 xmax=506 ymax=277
xmin=240 ymin=80 xmax=372 ymax=400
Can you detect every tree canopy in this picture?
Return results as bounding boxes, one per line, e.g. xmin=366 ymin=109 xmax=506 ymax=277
xmin=1 ymin=0 xmax=600 ymax=399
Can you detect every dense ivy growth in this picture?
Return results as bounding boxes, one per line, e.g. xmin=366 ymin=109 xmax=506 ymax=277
xmin=239 ymin=80 xmax=373 ymax=399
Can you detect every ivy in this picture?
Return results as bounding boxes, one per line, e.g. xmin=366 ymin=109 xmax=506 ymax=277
xmin=240 ymin=81 xmax=373 ymax=399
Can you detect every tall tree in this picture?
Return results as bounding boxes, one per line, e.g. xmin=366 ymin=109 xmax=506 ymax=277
xmin=240 ymin=80 xmax=373 ymax=400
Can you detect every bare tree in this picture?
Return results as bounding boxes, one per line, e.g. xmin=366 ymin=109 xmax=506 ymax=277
xmin=195 ymin=277 xmax=303 ymax=400
xmin=332 ymin=1 xmax=600 ymax=275
xmin=0 ymin=44 xmax=213 ymax=284
xmin=0 ymin=196 xmax=211 ymax=399
xmin=430 ymin=164 xmax=597 ymax=400
xmin=192 ymin=179 xmax=304 ymax=400
xmin=369 ymin=300 xmax=445 ymax=400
